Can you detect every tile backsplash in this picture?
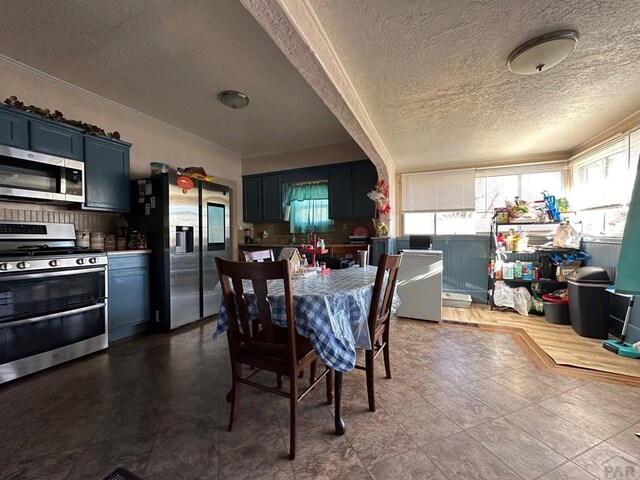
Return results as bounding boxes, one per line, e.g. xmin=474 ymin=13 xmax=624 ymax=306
xmin=250 ymin=219 xmax=375 ymax=245
xmin=0 ymin=201 xmax=120 ymax=234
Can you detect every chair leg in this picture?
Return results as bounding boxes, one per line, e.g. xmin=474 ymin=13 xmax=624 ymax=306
xmin=310 ymin=361 xmax=317 ymax=384
xmin=289 ymin=373 xmax=299 ymax=460
xmin=326 ymin=368 xmax=334 ymax=405
xmin=383 ymin=336 xmax=392 ymax=380
xmin=365 ymin=350 xmax=376 ymax=412
xmin=228 ymin=379 xmax=241 ymax=431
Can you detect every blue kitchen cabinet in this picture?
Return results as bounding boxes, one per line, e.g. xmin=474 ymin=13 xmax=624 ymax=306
xmin=352 ymin=162 xmax=378 ymax=218
xmin=328 ymin=161 xmax=378 ymax=219
xmin=328 ymin=165 xmax=354 ymax=219
xmin=0 ymin=108 xmax=28 ymax=149
xmin=371 ymin=237 xmax=396 ymax=266
xmin=83 ymin=136 xmax=131 ymax=212
xmin=243 ymin=176 xmax=262 ymax=223
xmin=108 ymin=253 xmax=150 ymax=342
xmin=29 ymin=119 xmax=84 ymax=160
xmin=261 ymin=174 xmax=284 ymax=221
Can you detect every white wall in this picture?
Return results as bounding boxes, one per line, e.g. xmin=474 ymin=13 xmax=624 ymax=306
xmin=0 ymin=57 xmax=243 ymax=242
xmin=241 ymin=140 xmax=367 ymax=175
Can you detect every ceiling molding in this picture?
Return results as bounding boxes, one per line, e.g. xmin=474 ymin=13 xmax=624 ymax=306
xmin=239 ymin=0 xmax=395 ymax=180
xmin=570 ymin=107 xmax=640 ymax=159
xmin=0 ymin=54 xmax=240 ymax=158
xmin=395 ymin=151 xmax=571 ymax=175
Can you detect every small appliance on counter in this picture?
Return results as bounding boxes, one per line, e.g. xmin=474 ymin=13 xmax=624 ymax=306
xmin=348 ymin=226 xmax=370 ymax=244
xmin=244 ymin=228 xmax=253 ymax=244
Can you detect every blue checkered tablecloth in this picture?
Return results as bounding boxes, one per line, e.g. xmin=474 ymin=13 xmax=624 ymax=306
xmin=213 ymin=266 xmax=400 ymax=373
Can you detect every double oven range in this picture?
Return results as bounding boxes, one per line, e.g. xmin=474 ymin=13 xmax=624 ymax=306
xmin=0 ymin=221 xmax=108 ymax=384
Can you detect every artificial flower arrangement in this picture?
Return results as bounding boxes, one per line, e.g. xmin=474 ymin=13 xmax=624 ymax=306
xmin=367 ymin=179 xmax=391 ymax=214
xmin=367 ymin=179 xmax=391 ymax=236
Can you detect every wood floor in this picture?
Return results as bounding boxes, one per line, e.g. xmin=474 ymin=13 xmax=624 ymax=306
xmin=439 ymin=304 xmax=640 ymax=381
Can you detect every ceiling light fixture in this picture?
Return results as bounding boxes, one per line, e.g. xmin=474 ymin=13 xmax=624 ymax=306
xmin=218 ymin=90 xmax=250 ymax=109
xmin=507 ymin=30 xmax=579 ymax=75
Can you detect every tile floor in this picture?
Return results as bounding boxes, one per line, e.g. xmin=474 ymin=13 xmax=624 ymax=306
xmin=2 ymin=317 xmax=640 ymax=479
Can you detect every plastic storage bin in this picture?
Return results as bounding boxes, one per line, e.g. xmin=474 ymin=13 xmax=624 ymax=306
xmin=542 ymin=294 xmax=570 ymax=325
xmin=566 ymin=267 xmax=612 ymax=338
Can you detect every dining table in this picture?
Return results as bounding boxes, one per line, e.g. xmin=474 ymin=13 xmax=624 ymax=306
xmin=213 ymin=264 xmax=400 ymax=435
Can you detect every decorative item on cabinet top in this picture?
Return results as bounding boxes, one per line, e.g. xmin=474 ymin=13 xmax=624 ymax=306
xmin=4 ymin=95 xmax=121 ymax=139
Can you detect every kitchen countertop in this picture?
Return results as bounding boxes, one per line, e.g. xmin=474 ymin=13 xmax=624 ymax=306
xmin=238 ymin=243 xmax=369 ymax=248
xmin=106 ymin=249 xmax=152 ymax=255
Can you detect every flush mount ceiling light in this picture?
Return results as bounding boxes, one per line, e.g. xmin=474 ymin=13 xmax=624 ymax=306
xmin=507 ymin=30 xmax=579 ymax=75
xmin=217 ymin=90 xmax=249 ymax=109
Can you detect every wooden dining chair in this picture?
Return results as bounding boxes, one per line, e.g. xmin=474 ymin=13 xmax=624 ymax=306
xmin=215 ymin=257 xmax=334 ymax=460
xmin=240 ymin=249 xmax=274 ymax=262
xmin=329 ymin=244 xmax=370 ymax=263
xmin=354 ymin=253 xmax=402 ymax=411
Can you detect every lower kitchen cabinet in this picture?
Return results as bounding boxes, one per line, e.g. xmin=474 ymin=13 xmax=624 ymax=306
xmin=108 ymin=252 xmax=150 ymax=342
xmin=371 ymin=237 xmax=396 ymax=266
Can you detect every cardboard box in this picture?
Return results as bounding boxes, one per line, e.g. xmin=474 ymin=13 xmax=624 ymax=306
xmin=556 ymin=261 xmax=581 ymax=282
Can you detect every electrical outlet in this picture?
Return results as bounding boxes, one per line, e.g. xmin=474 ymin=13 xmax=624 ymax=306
xmin=343 ymin=223 xmax=348 ymax=231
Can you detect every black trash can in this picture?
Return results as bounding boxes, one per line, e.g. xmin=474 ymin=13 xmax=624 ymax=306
xmin=566 ymin=267 xmax=612 ymax=338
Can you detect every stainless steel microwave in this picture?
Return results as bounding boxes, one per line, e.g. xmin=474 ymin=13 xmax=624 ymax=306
xmin=0 ymin=145 xmax=84 ymax=203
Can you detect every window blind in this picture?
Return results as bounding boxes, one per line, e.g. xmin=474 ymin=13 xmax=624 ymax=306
xmin=402 ymin=169 xmax=475 ymax=212
xmin=571 ymin=137 xmax=632 ymax=210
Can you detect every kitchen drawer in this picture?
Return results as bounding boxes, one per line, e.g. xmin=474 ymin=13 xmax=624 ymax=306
xmin=108 ymin=253 xmax=150 ymax=271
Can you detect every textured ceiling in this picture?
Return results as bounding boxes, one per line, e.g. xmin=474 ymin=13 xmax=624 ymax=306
xmin=307 ymin=0 xmax=640 ymax=170
xmin=0 ymin=0 xmax=350 ymax=156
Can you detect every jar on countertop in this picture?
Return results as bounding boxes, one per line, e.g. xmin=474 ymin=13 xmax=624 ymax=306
xmin=90 ymin=232 xmax=105 ymax=251
xmin=76 ymin=230 xmax=90 ymax=248
xmin=104 ymin=234 xmax=117 ymax=251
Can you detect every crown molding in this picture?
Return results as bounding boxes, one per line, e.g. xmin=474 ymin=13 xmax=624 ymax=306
xmin=0 ymin=54 xmax=240 ymax=158
xmin=396 ymin=151 xmax=571 ymax=174
xmin=570 ymin=108 xmax=640 ymax=159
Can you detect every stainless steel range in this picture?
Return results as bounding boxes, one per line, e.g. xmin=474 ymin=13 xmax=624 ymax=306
xmin=0 ymin=221 xmax=108 ymax=384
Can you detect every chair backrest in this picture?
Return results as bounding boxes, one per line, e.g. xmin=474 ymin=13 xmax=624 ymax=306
xmin=368 ymin=253 xmax=402 ymax=339
xmin=329 ymin=244 xmax=370 ymax=262
xmin=241 ymin=249 xmax=275 ymax=262
xmin=215 ymin=257 xmax=297 ymax=364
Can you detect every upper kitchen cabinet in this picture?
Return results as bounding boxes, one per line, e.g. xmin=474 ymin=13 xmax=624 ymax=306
xmin=261 ymin=174 xmax=283 ymax=221
xmin=328 ymin=161 xmax=378 ymax=219
xmin=243 ymin=174 xmax=284 ymax=223
xmin=29 ymin=119 xmax=84 ymax=160
xmin=0 ymin=108 xmax=28 ymax=149
xmin=83 ymin=136 xmax=131 ymax=212
xmin=352 ymin=162 xmax=378 ymax=218
xmin=327 ymin=165 xmax=353 ymax=219
xmin=243 ymin=176 xmax=262 ymax=223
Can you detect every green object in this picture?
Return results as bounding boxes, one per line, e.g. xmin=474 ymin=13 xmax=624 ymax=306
xmin=617 ymin=159 xmax=640 ymax=295
xmin=602 ymin=339 xmax=640 ymax=358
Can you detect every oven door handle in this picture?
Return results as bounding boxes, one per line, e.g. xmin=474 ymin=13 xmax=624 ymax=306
xmin=0 ymin=302 xmax=106 ymax=329
xmin=0 ymin=266 xmax=106 ymax=281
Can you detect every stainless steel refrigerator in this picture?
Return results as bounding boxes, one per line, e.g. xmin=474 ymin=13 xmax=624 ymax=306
xmin=130 ymin=172 xmax=231 ymax=330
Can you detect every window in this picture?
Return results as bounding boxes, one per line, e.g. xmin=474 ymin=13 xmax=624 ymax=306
xmin=283 ymin=182 xmax=333 ymax=234
xmin=569 ymin=133 xmax=639 ymax=236
xmin=402 ymin=169 xmax=476 ymax=235
xmin=475 ymin=164 xmax=567 ymax=232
